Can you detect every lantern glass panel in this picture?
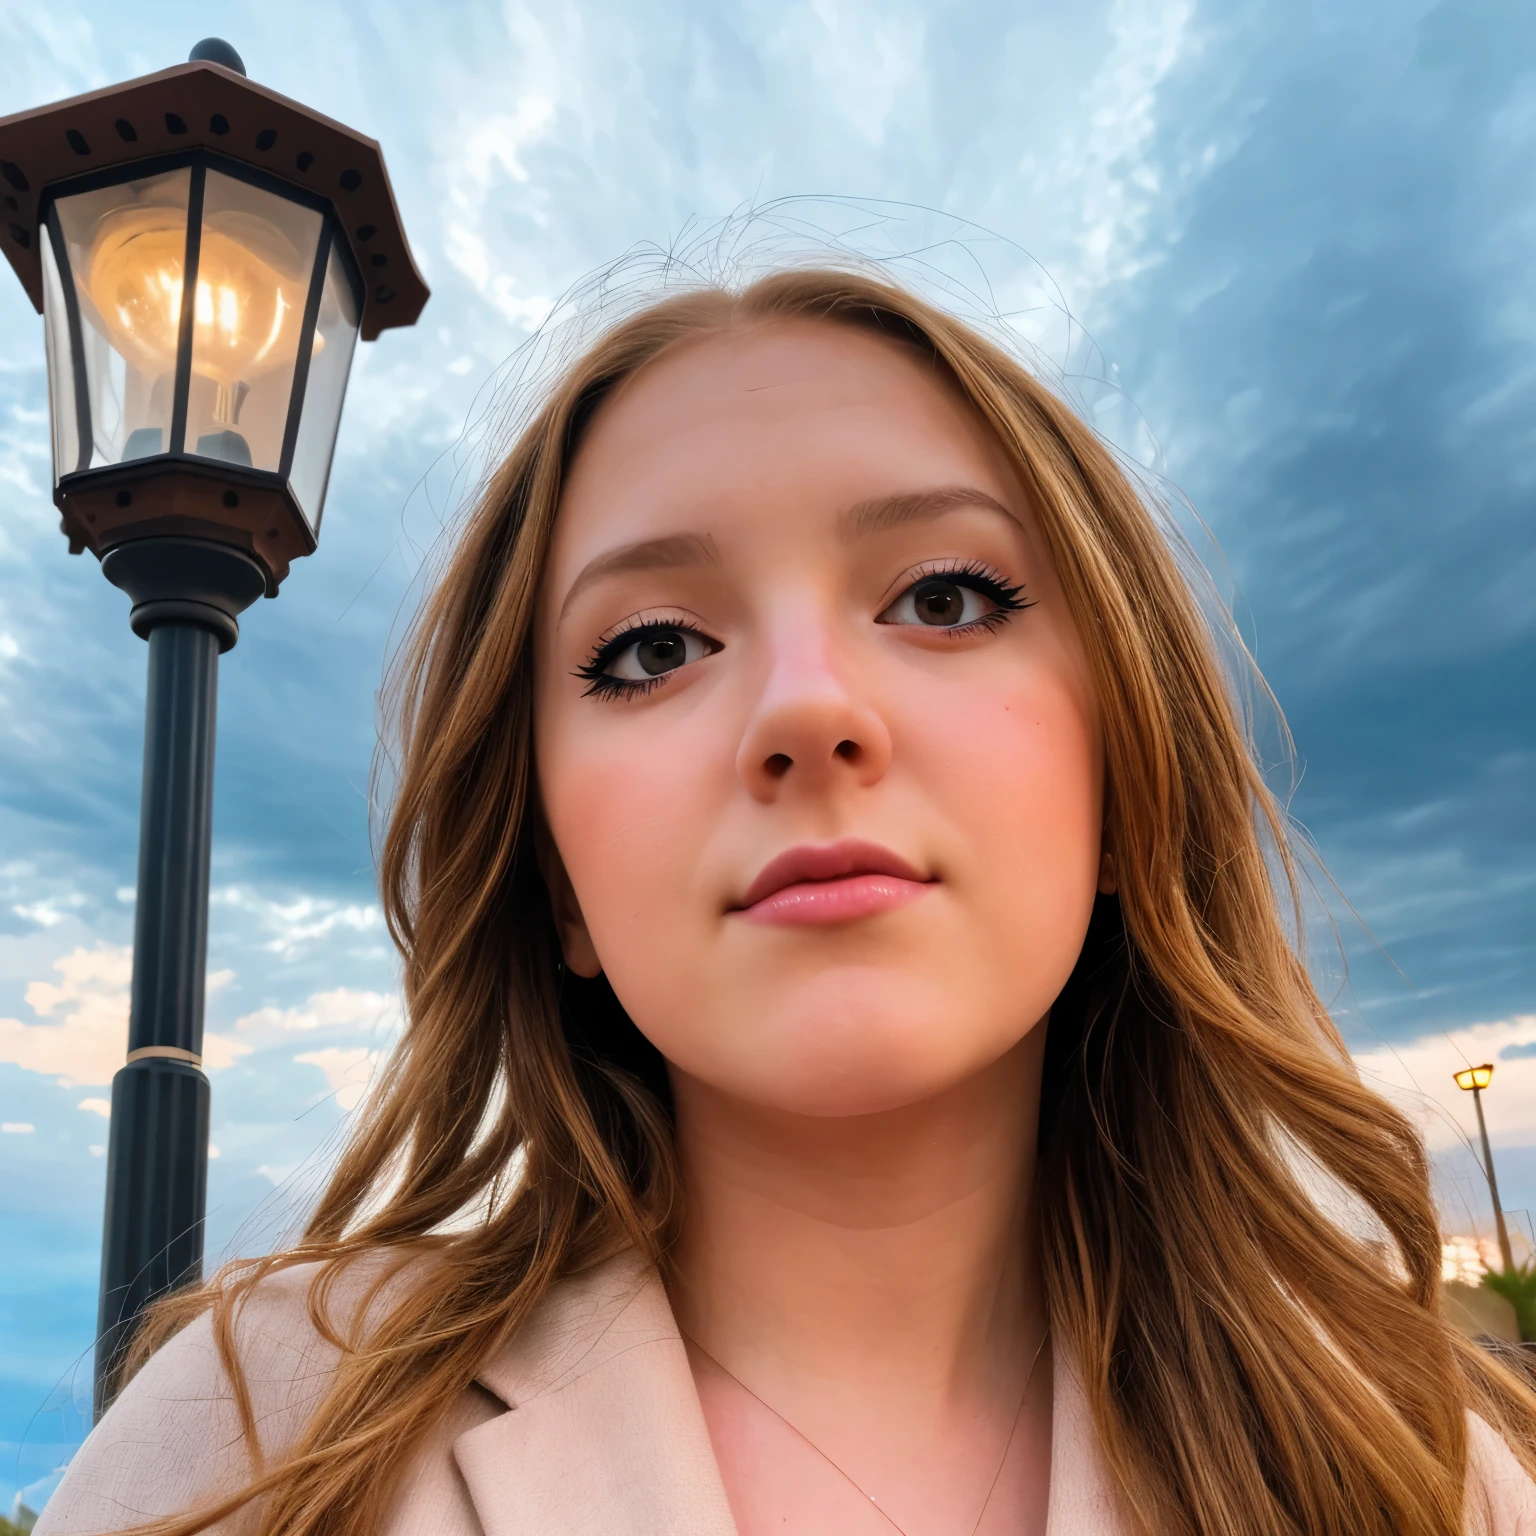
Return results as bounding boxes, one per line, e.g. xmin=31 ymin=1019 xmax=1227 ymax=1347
xmin=287 ymin=237 xmax=360 ymax=531
xmin=52 ymin=167 xmax=192 ymax=473
xmin=185 ymin=169 xmax=323 ymax=472
xmin=40 ymin=225 xmax=81 ymax=479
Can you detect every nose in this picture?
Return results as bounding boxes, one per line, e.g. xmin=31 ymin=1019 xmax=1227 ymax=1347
xmin=735 ymin=618 xmax=893 ymax=802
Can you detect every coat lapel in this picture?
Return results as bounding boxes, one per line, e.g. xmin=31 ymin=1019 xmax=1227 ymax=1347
xmin=452 ymin=1250 xmax=1128 ymax=1536
xmin=1045 ymin=1356 xmax=1133 ymax=1536
xmin=453 ymin=1252 xmax=739 ymax=1536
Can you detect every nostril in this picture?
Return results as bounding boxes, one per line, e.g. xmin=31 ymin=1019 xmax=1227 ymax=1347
xmin=765 ymin=752 xmax=793 ymax=779
xmin=834 ymin=739 xmax=860 ymax=761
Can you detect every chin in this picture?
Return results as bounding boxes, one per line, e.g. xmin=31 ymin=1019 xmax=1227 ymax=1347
xmin=718 ymin=978 xmax=1024 ymax=1119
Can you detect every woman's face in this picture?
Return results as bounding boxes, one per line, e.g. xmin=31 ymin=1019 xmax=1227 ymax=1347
xmin=534 ymin=319 xmax=1105 ymax=1118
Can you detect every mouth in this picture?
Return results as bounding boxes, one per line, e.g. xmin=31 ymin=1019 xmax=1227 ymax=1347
xmin=730 ymin=838 xmax=936 ymax=927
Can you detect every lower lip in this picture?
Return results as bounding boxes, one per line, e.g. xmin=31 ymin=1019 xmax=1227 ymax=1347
xmin=736 ymin=874 xmax=933 ymax=926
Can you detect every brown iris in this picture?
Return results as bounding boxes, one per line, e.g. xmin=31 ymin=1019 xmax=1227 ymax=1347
xmin=911 ymin=577 xmax=966 ymax=625
xmin=636 ymin=632 xmax=688 ymax=674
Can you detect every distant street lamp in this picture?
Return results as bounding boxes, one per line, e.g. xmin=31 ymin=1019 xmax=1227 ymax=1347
xmin=1454 ymin=1063 xmax=1516 ymax=1274
xmin=0 ymin=38 xmax=427 ymax=1414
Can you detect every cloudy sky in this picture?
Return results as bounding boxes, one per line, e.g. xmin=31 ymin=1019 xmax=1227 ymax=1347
xmin=1 ymin=0 xmax=1532 ymax=1510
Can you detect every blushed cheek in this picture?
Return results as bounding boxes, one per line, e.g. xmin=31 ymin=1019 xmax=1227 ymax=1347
xmin=936 ymin=676 xmax=1102 ymax=913
xmin=544 ymin=734 xmax=710 ymax=960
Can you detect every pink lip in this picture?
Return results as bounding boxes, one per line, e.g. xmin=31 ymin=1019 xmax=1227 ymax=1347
xmin=732 ymin=839 xmax=935 ymax=926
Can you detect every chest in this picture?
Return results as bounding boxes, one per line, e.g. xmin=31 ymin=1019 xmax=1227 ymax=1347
xmin=689 ymin=1352 xmax=1054 ymax=1536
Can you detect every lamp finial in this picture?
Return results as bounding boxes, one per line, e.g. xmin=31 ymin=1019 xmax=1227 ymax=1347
xmin=188 ymin=38 xmax=246 ymax=76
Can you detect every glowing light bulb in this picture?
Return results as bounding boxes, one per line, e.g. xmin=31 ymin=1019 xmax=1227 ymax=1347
xmin=84 ymin=202 xmax=320 ymax=425
xmin=85 ymin=211 xmax=189 ymax=375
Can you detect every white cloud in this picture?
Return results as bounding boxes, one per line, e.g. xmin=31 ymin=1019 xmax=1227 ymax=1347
xmin=77 ymin=1097 xmax=110 ymax=1118
xmin=0 ymin=946 xmax=250 ymax=1086
xmin=436 ymin=91 xmax=557 ymax=335
xmin=233 ymin=987 xmax=401 ymax=1050
xmin=11 ymin=893 xmax=86 ymax=928
xmin=442 ymin=221 xmax=554 ymax=331
xmin=224 ymin=986 xmax=401 ymax=1112
xmin=2 ymin=1122 xmax=34 ymax=1134
xmin=1065 ymin=0 xmax=1199 ymax=301
xmin=1353 ymin=1012 xmax=1536 ymax=1152
xmin=773 ymin=0 xmax=925 ymax=145
xmin=0 ymin=946 xmax=132 ymax=1087
xmin=455 ymin=97 xmax=557 ymax=195
xmin=211 ymin=887 xmax=384 ymax=960
xmin=295 ymin=1046 xmax=383 ymax=1113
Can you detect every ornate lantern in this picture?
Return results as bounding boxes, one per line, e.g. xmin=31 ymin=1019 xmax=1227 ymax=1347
xmin=2 ymin=35 xmax=426 ymax=590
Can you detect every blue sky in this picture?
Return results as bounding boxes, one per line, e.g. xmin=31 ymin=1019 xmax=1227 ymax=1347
xmin=1 ymin=0 xmax=1532 ymax=1510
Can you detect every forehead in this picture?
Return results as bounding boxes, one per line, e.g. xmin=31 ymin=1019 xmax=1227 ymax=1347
xmin=553 ymin=318 xmax=1020 ymax=545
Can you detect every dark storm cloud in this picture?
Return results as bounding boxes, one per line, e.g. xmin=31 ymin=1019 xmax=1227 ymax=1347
xmin=1096 ymin=0 xmax=1536 ymax=1040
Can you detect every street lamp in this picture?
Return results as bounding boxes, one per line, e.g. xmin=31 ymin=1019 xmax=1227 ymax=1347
xmin=1454 ymin=1063 xmax=1516 ymax=1274
xmin=0 ymin=38 xmax=427 ymax=1414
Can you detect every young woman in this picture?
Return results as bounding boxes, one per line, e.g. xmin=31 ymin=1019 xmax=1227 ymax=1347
xmin=37 ymin=268 xmax=1536 ymax=1536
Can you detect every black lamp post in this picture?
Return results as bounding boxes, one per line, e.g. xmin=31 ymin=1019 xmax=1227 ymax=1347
xmin=0 ymin=39 xmax=427 ymax=1414
xmin=1454 ymin=1063 xmax=1517 ymax=1274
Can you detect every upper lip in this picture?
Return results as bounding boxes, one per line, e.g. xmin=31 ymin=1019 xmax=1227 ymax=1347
xmin=733 ymin=839 xmax=930 ymax=910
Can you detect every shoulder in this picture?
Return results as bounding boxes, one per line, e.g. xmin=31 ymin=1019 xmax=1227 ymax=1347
xmin=1468 ymin=1412 xmax=1536 ymax=1535
xmin=35 ymin=1249 xmax=482 ymax=1534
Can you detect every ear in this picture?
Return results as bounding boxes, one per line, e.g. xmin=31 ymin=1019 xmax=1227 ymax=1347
xmin=534 ymin=817 xmax=603 ymax=978
xmin=1097 ymin=836 xmax=1118 ymax=896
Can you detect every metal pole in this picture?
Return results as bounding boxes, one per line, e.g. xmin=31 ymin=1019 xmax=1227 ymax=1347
xmin=94 ymin=623 xmax=218 ymax=1416
xmin=1471 ymin=1085 xmax=1517 ymax=1275
xmin=94 ymin=537 xmax=265 ymax=1416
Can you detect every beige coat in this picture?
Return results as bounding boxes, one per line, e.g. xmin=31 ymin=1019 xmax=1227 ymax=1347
xmin=35 ymin=1250 xmax=1536 ymax=1535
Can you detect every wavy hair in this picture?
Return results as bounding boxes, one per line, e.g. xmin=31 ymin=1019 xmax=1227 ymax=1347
xmin=121 ymin=265 xmax=1536 ymax=1535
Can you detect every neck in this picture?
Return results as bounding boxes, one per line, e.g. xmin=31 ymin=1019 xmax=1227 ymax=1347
xmin=666 ymin=1026 xmax=1046 ymax=1414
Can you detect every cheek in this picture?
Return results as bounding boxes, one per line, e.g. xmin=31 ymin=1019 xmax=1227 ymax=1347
xmin=539 ymin=705 xmax=726 ymax=949
xmin=904 ymin=660 xmax=1102 ymax=941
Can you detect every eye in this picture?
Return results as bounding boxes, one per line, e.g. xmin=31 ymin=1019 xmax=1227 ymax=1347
xmin=876 ymin=564 xmax=1029 ymax=632
xmin=575 ymin=621 xmax=722 ymax=698
xmin=606 ymin=627 xmax=714 ymax=680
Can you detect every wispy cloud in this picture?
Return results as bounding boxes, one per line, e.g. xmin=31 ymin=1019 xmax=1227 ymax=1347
xmin=210 ymin=887 xmax=385 ymax=961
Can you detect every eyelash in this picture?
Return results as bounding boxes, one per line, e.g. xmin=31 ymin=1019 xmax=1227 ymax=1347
xmin=575 ymin=561 xmax=1033 ymax=701
xmin=892 ymin=559 xmax=1033 ymax=633
xmin=575 ymin=615 xmax=705 ymax=700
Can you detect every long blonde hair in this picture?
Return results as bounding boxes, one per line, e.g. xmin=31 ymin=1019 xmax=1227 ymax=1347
xmin=123 ymin=266 xmax=1536 ymax=1535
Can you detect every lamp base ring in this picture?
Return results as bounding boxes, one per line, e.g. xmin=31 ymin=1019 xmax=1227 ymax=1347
xmin=102 ymin=535 xmax=267 ymax=653
xmin=126 ymin=596 xmax=239 ymax=652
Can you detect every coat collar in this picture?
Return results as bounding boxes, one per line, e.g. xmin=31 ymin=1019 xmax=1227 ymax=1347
xmin=453 ymin=1251 xmax=1129 ymax=1536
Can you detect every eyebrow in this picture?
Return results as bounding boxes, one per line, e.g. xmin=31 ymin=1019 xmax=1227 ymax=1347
xmin=558 ymin=531 xmax=719 ymax=623
xmin=837 ymin=485 xmax=1020 ymax=539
